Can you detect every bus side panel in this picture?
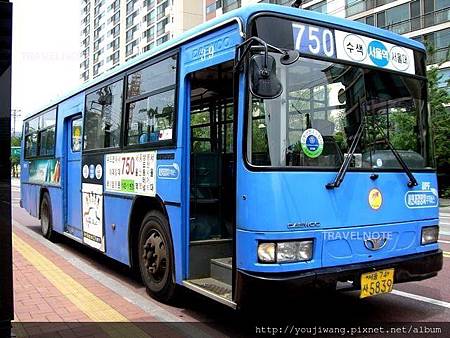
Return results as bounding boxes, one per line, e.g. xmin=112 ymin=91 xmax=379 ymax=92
xmin=104 ymin=195 xmax=132 ymax=265
xmin=154 ymin=149 xmax=183 ymax=283
xmin=165 ymin=205 xmax=183 ymax=284
xmin=21 ymin=183 xmax=39 ymax=218
xmin=47 ymin=186 xmax=64 ymax=234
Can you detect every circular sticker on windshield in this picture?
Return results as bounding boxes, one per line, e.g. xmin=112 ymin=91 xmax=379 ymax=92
xmin=301 ymin=128 xmax=324 ymax=158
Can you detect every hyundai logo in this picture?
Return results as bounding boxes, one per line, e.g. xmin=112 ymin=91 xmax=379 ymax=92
xmin=364 ymin=237 xmax=388 ymax=251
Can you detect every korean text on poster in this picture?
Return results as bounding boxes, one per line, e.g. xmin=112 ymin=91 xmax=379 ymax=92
xmin=105 ymin=151 xmax=157 ymax=196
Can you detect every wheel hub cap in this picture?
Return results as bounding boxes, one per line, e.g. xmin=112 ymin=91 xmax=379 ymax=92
xmin=142 ymin=231 xmax=167 ymax=282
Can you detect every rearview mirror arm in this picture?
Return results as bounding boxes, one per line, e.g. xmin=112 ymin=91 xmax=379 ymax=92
xmin=234 ymin=37 xmax=287 ymax=73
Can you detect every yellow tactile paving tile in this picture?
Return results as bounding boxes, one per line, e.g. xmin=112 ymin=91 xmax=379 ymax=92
xmin=13 ymin=233 xmax=150 ymax=338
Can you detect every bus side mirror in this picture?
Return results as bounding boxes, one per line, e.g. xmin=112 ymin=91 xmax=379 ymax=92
xmin=249 ymin=54 xmax=283 ymax=99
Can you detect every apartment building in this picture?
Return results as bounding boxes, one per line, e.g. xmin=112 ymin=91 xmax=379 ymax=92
xmin=204 ymin=0 xmax=450 ymax=92
xmin=80 ymin=0 xmax=202 ymax=82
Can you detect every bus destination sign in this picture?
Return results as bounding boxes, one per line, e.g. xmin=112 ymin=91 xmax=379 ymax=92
xmin=292 ymin=23 xmax=415 ymax=75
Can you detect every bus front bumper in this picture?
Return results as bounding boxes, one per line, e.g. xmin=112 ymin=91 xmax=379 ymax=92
xmin=236 ymin=249 xmax=442 ymax=300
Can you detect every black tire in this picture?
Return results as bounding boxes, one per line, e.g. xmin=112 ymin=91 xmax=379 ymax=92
xmin=40 ymin=192 xmax=56 ymax=241
xmin=138 ymin=210 xmax=177 ymax=303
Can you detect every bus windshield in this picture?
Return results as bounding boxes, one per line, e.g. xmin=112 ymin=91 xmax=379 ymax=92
xmin=247 ymin=55 xmax=432 ymax=170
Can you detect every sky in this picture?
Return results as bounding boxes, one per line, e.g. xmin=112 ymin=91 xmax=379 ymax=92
xmin=11 ymin=0 xmax=81 ymax=132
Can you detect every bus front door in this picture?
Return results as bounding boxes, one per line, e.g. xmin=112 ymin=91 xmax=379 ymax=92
xmin=64 ymin=116 xmax=83 ymax=239
xmin=184 ymin=61 xmax=236 ymax=307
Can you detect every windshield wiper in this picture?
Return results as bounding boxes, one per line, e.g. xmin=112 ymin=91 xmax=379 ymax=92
xmin=326 ymin=101 xmax=366 ymax=189
xmin=370 ymin=118 xmax=418 ymax=188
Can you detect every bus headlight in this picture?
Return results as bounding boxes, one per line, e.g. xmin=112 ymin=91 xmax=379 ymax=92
xmin=258 ymin=240 xmax=313 ymax=263
xmin=421 ymin=226 xmax=439 ymax=245
xmin=277 ymin=240 xmax=313 ymax=263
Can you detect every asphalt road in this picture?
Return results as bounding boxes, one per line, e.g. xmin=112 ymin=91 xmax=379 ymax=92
xmin=10 ymin=183 xmax=450 ymax=335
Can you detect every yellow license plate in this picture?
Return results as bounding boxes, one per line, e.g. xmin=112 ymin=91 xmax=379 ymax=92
xmin=360 ymin=268 xmax=394 ymax=299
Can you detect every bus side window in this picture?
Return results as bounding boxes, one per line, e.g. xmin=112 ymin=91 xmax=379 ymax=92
xmin=24 ymin=133 xmax=38 ymax=158
xmin=24 ymin=108 xmax=56 ymax=159
xmin=125 ymin=55 xmax=177 ymax=147
xmin=72 ymin=118 xmax=82 ymax=152
xmin=84 ymin=80 xmax=123 ymax=150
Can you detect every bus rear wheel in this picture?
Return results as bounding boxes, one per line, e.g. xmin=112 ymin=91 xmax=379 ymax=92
xmin=40 ymin=192 xmax=56 ymax=241
xmin=138 ymin=210 xmax=177 ymax=303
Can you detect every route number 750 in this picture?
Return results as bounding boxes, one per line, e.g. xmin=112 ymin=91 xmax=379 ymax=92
xmin=293 ymin=23 xmax=335 ymax=58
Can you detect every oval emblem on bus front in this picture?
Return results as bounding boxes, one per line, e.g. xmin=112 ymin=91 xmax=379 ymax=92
xmin=368 ymin=188 xmax=382 ymax=210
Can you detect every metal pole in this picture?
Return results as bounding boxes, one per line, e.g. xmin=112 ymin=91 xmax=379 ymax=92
xmin=0 ymin=1 xmax=14 ymax=337
xmin=11 ymin=109 xmax=21 ymax=137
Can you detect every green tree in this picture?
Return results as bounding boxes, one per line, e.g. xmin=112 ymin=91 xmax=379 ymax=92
xmin=11 ymin=136 xmax=20 ymax=146
xmin=10 ymin=136 xmax=21 ymax=177
xmin=427 ymin=44 xmax=450 ymax=196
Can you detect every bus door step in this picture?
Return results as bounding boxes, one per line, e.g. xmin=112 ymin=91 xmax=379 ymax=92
xmin=210 ymin=257 xmax=232 ymax=285
xmin=183 ymin=278 xmax=235 ymax=309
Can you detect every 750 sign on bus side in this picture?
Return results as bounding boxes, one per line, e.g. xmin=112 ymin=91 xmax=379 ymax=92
xmin=105 ymin=151 xmax=157 ymax=197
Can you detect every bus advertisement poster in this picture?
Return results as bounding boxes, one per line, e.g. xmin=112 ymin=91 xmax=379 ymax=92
xmin=82 ymin=183 xmax=105 ymax=252
xmin=29 ymin=159 xmax=61 ymax=184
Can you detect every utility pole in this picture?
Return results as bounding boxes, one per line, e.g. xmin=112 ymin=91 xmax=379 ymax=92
xmin=11 ymin=109 xmax=21 ymax=137
xmin=0 ymin=1 xmax=14 ymax=337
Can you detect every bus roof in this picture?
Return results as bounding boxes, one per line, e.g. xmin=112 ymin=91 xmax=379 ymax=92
xmin=24 ymin=3 xmax=426 ymax=121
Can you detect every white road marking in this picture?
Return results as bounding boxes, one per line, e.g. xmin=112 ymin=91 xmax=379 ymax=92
xmin=438 ymin=239 xmax=450 ymax=244
xmin=440 ymin=230 xmax=450 ymax=236
xmin=391 ymin=290 xmax=450 ymax=309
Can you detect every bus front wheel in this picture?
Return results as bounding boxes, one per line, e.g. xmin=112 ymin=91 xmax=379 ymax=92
xmin=40 ymin=192 xmax=56 ymax=241
xmin=138 ymin=210 xmax=177 ymax=303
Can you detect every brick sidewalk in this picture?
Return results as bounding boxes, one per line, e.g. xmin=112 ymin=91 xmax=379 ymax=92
xmin=11 ymin=227 xmax=193 ymax=337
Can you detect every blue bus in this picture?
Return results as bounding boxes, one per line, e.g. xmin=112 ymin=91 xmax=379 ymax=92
xmin=20 ymin=4 xmax=442 ymax=308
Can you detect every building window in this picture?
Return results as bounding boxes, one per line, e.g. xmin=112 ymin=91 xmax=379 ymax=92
xmin=126 ymin=40 xmax=138 ymax=56
xmin=156 ymin=18 xmax=168 ymax=36
xmin=84 ymin=80 xmax=124 ymax=150
xmin=146 ymin=9 xmax=156 ymax=25
xmin=108 ymin=0 xmax=120 ymax=12
xmin=410 ymin=0 xmax=421 ymax=31
xmin=109 ymin=11 xmax=120 ymax=25
xmin=223 ymin=0 xmax=240 ymax=13
xmin=126 ymin=12 xmax=137 ymax=29
xmin=309 ymin=0 xmax=327 ymax=14
xmin=424 ymin=0 xmax=450 ymax=28
xmin=157 ymin=1 xmax=169 ymax=20
xmin=127 ymin=0 xmax=137 ymax=15
xmin=437 ymin=68 xmax=450 ymax=94
xmin=143 ymin=42 xmax=155 ymax=52
xmin=346 ymin=0 xmax=371 ymax=17
xmin=206 ymin=3 xmax=216 ymax=15
xmin=156 ymin=34 xmax=169 ymax=45
xmin=383 ymin=3 xmax=410 ymax=34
